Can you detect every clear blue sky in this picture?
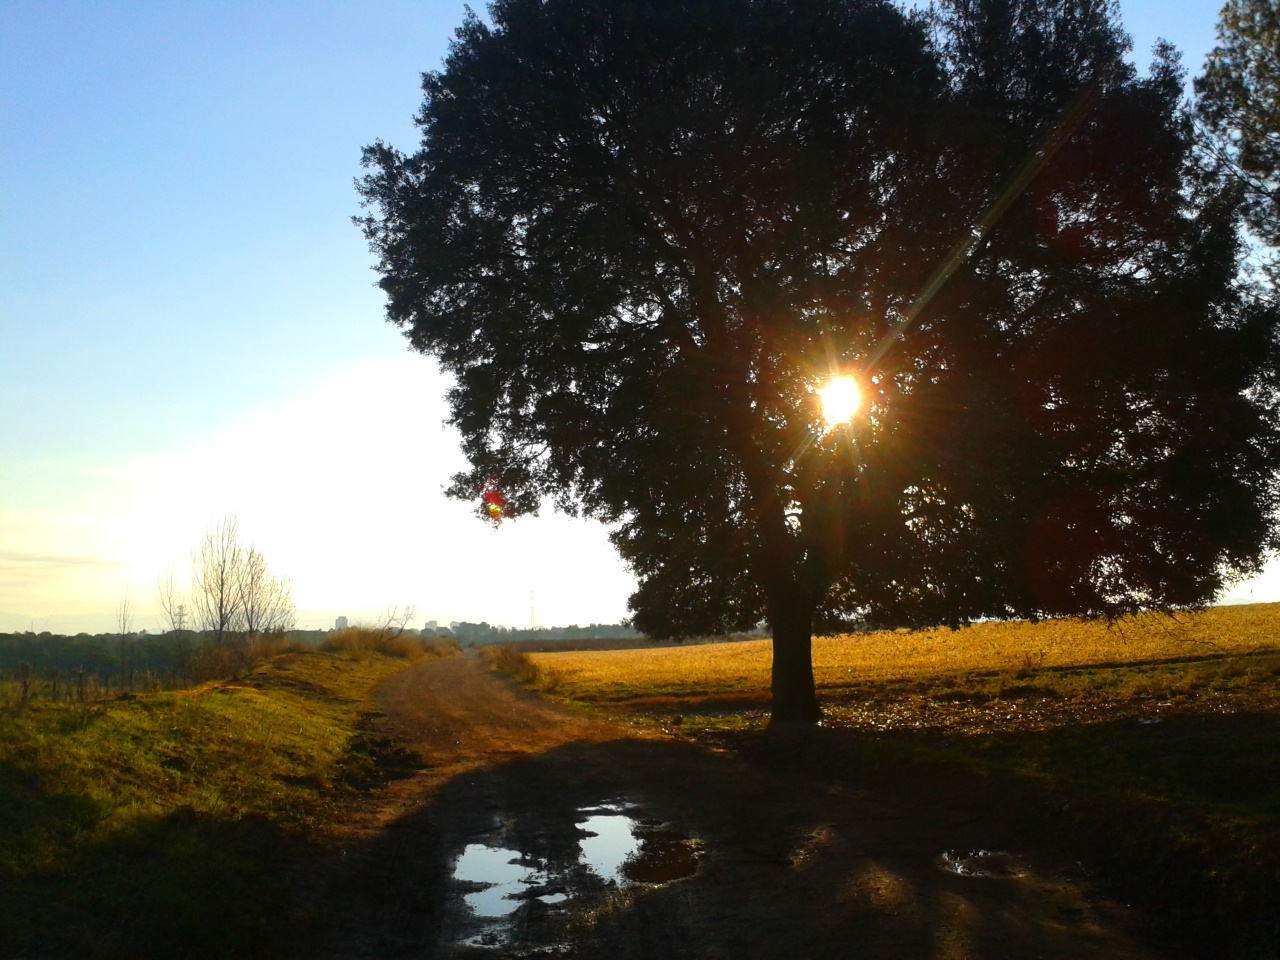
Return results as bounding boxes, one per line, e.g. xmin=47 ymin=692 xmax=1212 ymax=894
xmin=2 ymin=0 xmax=1270 ymax=633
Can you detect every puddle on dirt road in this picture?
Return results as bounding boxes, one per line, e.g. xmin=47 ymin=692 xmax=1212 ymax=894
xmin=577 ymin=802 xmax=702 ymax=886
xmin=450 ymin=800 xmax=700 ymax=951
xmin=938 ymin=849 xmax=1023 ymax=878
xmin=454 ymin=844 xmax=568 ymax=918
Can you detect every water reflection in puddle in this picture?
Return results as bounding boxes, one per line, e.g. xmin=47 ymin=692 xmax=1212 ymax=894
xmin=454 ymin=844 xmax=567 ymax=917
xmin=938 ymin=849 xmax=1022 ymax=878
xmin=577 ymin=805 xmax=635 ymax=884
xmin=450 ymin=800 xmax=700 ymax=948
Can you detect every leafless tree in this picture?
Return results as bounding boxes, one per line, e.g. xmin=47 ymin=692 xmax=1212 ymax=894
xmin=188 ymin=517 xmax=297 ymax=648
xmin=191 ymin=516 xmax=245 ymax=645
xmin=115 ymin=584 xmax=134 ymax=637
xmin=156 ymin=565 xmax=189 ymax=633
xmin=261 ymin=574 xmax=296 ymax=635
xmin=115 ymin=584 xmax=136 ymax=691
xmin=238 ymin=546 xmax=295 ymax=640
xmin=238 ymin=546 xmax=269 ymax=638
xmin=378 ymin=605 xmax=416 ymax=641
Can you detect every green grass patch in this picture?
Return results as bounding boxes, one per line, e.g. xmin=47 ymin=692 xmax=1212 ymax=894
xmin=0 ymin=650 xmax=419 ymax=959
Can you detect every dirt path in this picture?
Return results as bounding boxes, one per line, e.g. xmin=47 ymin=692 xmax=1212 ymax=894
xmin=375 ymin=650 xmax=630 ymax=763
xmin=291 ymin=653 xmax=1183 ymax=960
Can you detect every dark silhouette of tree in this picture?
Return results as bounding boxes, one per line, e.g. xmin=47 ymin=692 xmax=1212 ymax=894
xmin=1196 ymin=0 xmax=1280 ymax=269
xmin=358 ymin=0 xmax=1280 ymax=724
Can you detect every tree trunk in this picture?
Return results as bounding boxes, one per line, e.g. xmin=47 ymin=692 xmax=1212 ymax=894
xmin=769 ymin=591 xmax=821 ymax=725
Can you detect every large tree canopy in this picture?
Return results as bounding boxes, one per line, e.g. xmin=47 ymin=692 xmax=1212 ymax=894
xmin=359 ymin=0 xmax=1280 ymax=723
xmin=1196 ymin=0 xmax=1280 ymax=263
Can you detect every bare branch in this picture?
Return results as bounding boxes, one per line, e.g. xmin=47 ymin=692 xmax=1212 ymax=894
xmin=115 ymin=584 xmax=134 ymax=638
xmin=191 ymin=516 xmax=244 ymax=645
xmin=156 ymin=565 xmax=188 ymax=633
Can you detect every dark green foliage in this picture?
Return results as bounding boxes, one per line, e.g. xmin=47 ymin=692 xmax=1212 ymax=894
xmin=358 ymin=0 xmax=1280 ymax=721
xmin=1196 ymin=0 xmax=1280 ymax=260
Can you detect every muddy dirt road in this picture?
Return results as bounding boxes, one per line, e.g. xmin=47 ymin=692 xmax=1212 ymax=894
xmin=291 ymin=653 xmax=1181 ymax=960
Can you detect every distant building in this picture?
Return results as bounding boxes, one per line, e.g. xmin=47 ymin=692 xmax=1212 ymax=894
xmin=424 ymin=620 xmax=437 ymax=631
xmin=335 ymin=616 xmax=349 ymax=630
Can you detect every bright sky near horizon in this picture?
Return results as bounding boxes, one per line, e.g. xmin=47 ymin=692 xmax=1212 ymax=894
xmin=3 ymin=0 xmax=1276 ymax=635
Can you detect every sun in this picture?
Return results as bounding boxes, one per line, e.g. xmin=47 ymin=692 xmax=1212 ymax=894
xmin=818 ymin=376 xmax=862 ymax=427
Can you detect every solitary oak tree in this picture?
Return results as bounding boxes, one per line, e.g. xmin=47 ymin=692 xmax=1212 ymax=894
xmin=359 ymin=0 xmax=1280 ymax=723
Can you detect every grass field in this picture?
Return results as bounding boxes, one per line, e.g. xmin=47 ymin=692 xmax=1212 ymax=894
xmin=531 ymin=602 xmax=1280 ymax=712
xmin=0 ymin=646 xmax=437 ymax=960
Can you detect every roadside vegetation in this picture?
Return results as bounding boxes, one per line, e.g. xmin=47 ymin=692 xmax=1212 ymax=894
xmin=481 ymin=642 xmax=566 ymax=691
xmin=0 ymin=641 xmax=450 ymax=960
xmin=322 ymin=625 xmax=459 ymax=661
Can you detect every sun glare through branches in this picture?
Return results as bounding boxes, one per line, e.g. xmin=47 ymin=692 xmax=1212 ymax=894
xmin=818 ymin=376 xmax=862 ymax=427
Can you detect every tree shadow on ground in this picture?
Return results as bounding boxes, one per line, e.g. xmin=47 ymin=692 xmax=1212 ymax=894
xmin=286 ymin=719 xmax=1270 ymax=960
xmin=916 ymin=709 xmax=1280 ymax=960
xmin=7 ymin=707 xmax=1272 ymax=960
xmin=0 ymin=766 xmax=301 ymax=960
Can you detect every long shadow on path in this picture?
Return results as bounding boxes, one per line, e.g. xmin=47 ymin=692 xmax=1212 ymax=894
xmin=290 ymin=728 xmax=1170 ymax=960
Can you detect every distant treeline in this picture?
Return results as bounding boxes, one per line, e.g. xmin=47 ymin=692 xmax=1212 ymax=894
xmin=439 ymin=622 xmax=642 ymax=645
xmin=0 ymin=630 xmax=329 ymax=697
xmin=0 ymin=623 xmax=647 ymax=696
xmin=0 ymin=623 xmax=645 ymax=680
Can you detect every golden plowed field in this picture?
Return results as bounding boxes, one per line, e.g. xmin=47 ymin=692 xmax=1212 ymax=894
xmin=532 ymin=603 xmax=1280 ymax=699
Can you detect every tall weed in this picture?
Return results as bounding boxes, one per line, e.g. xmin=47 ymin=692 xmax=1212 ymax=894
xmin=481 ymin=643 xmax=565 ymax=691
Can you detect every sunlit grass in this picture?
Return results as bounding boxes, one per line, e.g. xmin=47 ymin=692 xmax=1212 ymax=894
xmin=0 ymin=650 xmax=422 ymax=959
xmin=533 ymin=604 xmax=1280 ymax=704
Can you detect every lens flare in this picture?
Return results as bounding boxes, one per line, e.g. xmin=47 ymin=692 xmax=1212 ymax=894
xmin=818 ymin=376 xmax=861 ymax=426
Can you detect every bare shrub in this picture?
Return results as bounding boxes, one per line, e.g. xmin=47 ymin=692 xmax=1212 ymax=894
xmin=424 ymin=637 xmax=462 ymax=658
xmin=188 ymin=632 xmax=311 ymax=681
xmin=321 ymin=627 xmax=458 ymax=660
xmin=480 ymin=643 xmax=562 ymax=690
xmin=188 ymin=640 xmax=253 ymax=683
xmin=248 ymin=633 xmax=310 ymax=659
